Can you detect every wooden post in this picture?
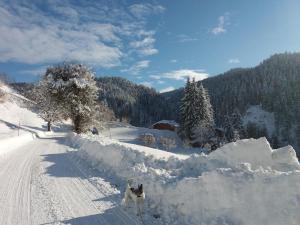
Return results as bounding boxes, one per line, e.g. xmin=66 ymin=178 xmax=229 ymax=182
xmin=18 ymin=120 xmax=20 ymax=136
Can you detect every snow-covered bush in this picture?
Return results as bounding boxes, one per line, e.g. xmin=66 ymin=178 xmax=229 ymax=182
xmin=160 ymin=136 xmax=176 ymax=150
xmin=139 ymin=133 xmax=156 ymax=146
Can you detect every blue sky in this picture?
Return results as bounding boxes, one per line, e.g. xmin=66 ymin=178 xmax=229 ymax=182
xmin=0 ymin=0 xmax=300 ymax=92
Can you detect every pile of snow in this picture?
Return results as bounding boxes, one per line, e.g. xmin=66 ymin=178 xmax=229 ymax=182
xmin=243 ymin=105 xmax=275 ymax=135
xmin=68 ymin=134 xmax=300 ymax=225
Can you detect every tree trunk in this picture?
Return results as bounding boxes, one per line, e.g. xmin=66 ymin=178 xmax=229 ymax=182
xmin=74 ymin=115 xmax=81 ymax=134
xmin=47 ymin=121 xmax=51 ymax=131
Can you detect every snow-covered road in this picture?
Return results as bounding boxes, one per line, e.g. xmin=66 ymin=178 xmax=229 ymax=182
xmin=0 ymin=137 xmax=146 ymax=225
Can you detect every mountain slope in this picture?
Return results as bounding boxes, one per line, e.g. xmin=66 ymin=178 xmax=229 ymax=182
xmin=163 ymin=53 xmax=300 ymax=152
xmin=96 ymin=77 xmax=173 ymax=127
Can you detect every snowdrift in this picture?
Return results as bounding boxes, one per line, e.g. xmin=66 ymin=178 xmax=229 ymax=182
xmin=68 ymin=134 xmax=300 ymax=225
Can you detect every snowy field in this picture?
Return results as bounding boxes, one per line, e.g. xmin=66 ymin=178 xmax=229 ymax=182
xmin=0 ymin=84 xmax=300 ymax=225
xmin=101 ymin=121 xmax=202 ymax=154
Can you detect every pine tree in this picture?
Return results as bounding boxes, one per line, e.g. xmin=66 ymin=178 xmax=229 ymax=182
xmin=270 ymin=133 xmax=280 ymax=149
xmin=178 ymin=77 xmax=191 ymax=139
xmin=196 ymin=83 xmax=214 ymax=126
xmin=191 ymin=83 xmax=215 ymax=145
xmin=223 ymin=110 xmax=245 ymax=142
xmin=179 ymin=79 xmax=215 ymax=145
xmin=178 ymin=78 xmax=200 ymax=140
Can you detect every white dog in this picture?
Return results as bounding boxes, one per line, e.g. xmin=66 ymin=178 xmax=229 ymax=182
xmin=122 ymin=180 xmax=145 ymax=215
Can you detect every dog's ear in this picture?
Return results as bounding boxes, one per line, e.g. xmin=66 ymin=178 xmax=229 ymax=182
xmin=139 ymin=184 xmax=143 ymax=191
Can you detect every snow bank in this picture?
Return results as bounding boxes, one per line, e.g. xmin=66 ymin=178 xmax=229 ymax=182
xmin=210 ymin=138 xmax=300 ymax=172
xmin=68 ymin=134 xmax=300 ymax=225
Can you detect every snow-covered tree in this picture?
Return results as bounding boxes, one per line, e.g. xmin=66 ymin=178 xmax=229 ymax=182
xmin=191 ymin=83 xmax=215 ymax=145
xmin=223 ymin=110 xmax=246 ymax=142
xmin=270 ymin=133 xmax=280 ymax=149
xmin=178 ymin=78 xmax=199 ymax=140
xmin=34 ymin=79 xmax=64 ymax=131
xmin=196 ymin=83 xmax=214 ymax=125
xmin=44 ymin=63 xmax=98 ymax=133
xmin=179 ymin=79 xmax=215 ymax=145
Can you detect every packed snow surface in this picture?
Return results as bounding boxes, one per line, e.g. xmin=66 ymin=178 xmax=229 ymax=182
xmin=69 ymin=133 xmax=300 ymax=225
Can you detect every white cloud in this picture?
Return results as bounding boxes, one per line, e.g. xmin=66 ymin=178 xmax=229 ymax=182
xmin=160 ymin=86 xmax=175 ymax=93
xmin=211 ymin=13 xmax=230 ymax=35
xmin=129 ymin=3 xmax=165 ymax=19
xmin=139 ymin=81 xmax=153 ymax=88
xmin=149 ymin=75 xmax=161 ymax=80
xmin=170 ymin=59 xmax=177 ymax=63
xmin=176 ymin=34 xmax=198 ymax=43
xmin=162 ymin=69 xmax=209 ymax=81
xmin=228 ymin=58 xmax=240 ymax=64
xmin=129 ymin=36 xmax=158 ymax=56
xmin=0 ymin=1 xmax=163 ymax=66
xmin=122 ymin=60 xmax=150 ymax=75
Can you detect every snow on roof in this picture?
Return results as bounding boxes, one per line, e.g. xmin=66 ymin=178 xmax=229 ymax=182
xmin=153 ymin=120 xmax=179 ymax=127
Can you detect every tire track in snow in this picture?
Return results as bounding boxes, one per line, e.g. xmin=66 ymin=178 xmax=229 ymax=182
xmin=0 ymin=141 xmax=36 ymax=225
xmin=31 ymin=137 xmax=143 ymax=225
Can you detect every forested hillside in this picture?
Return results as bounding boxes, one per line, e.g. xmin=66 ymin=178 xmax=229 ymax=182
xmin=96 ymin=77 xmax=173 ymax=127
xmin=164 ymin=53 xmax=300 ymax=151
